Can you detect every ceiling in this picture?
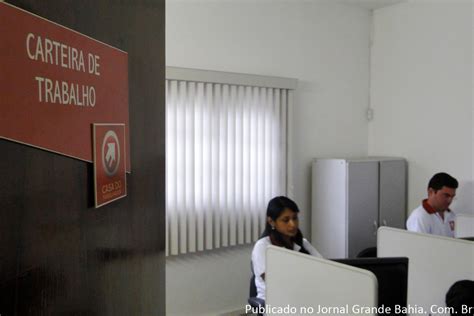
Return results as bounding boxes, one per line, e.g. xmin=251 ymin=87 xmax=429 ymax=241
xmin=334 ymin=0 xmax=406 ymax=10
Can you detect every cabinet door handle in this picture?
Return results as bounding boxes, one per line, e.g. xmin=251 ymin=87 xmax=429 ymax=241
xmin=373 ymin=220 xmax=378 ymax=235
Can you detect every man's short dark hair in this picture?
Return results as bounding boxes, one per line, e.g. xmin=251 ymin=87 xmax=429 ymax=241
xmin=428 ymin=172 xmax=458 ymax=191
xmin=446 ymin=280 xmax=474 ymax=315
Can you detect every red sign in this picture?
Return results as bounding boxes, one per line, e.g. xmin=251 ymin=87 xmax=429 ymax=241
xmin=0 ymin=2 xmax=130 ymax=172
xmin=93 ymin=124 xmax=126 ymax=208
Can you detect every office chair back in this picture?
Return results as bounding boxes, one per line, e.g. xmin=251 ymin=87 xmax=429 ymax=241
xmin=249 ymin=273 xmax=257 ymax=298
xmin=248 ymin=262 xmax=265 ymax=315
xmin=357 ymin=247 xmax=377 ymax=258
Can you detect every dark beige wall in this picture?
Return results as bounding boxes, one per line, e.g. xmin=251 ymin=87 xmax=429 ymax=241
xmin=0 ymin=1 xmax=165 ymax=315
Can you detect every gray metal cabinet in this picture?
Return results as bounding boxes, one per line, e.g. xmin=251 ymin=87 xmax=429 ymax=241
xmin=379 ymin=159 xmax=407 ymax=230
xmin=311 ymin=157 xmax=407 ymax=258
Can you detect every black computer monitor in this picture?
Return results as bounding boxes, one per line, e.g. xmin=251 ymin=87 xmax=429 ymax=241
xmin=332 ymin=257 xmax=409 ymax=316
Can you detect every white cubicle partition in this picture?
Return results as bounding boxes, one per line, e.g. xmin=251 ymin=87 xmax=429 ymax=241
xmin=378 ymin=227 xmax=474 ymax=316
xmin=455 ymin=213 xmax=474 ymax=238
xmin=266 ymin=246 xmax=377 ymax=316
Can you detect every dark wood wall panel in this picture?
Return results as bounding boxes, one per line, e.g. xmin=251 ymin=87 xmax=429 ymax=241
xmin=0 ymin=1 xmax=165 ymax=315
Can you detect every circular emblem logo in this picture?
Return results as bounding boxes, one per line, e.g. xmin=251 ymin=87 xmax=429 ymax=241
xmin=102 ymin=130 xmax=120 ymax=177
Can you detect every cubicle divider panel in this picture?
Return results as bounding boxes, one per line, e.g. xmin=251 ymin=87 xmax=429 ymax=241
xmin=266 ymin=246 xmax=377 ymax=316
xmin=378 ymin=227 xmax=474 ymax=316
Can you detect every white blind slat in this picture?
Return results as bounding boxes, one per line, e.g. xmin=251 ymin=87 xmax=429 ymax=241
xmin=212 ymin=84 xmax=220 ymax=249
xmin=204 ymin=83 xmax=213 ymax=250
xmin=167 ymin=80 xmax=179 ymax=255
xmin=228 ymin=85 xmax=237 ymax=246
xmin=177 ymin=81 xmax=187 ymax=254
xmin=236 ymin=86 xmax=245 ymax=245
xmin=243 ymin=86 xmax=252 ymax=243
xmin=195 ymin=82 xmax=205 ymax=252
xmin=250 ymin=86 xmax=259 ymax=241
xmin=220 ymin=84 xmax=229 ymax=247
xmin=186 ymin=82 xmax=196 ymax=253
xmin=283 ymin=90 xmax=289 ymax=194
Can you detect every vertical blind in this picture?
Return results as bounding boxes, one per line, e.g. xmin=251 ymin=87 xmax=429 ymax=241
xmin=166 ymin=78 xmax=291 ymax=255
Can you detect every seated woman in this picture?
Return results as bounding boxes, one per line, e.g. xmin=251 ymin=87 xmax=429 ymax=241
xmin=251 ymin=196 xmax=322 ymax=301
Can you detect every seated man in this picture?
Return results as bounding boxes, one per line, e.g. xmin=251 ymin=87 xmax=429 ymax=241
xmin=406 ymin=172 xmax=458 ymax=237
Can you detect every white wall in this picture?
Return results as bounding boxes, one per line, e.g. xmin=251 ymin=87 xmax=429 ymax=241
xmin=166 ymin=245 xmax=251 ymax=316
xmin=369 ymin=0 xmax=473 ymax=216
xmin=166 ymin=0 xmax=371 ymax=315
xmin=166 ymin=0 xmax=370 ymax=237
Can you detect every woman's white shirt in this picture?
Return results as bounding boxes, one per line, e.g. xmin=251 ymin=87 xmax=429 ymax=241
xmin=251 ymin=236 xmax=322 ymax=300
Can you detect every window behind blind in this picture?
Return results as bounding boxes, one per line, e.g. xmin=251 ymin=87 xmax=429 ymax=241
xmin=166 ymin=68 xmax=295 ymax=255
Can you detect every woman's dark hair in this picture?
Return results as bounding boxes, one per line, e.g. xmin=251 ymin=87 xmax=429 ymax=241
xmin=261 ymin=196 xmax=309 ymax=254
